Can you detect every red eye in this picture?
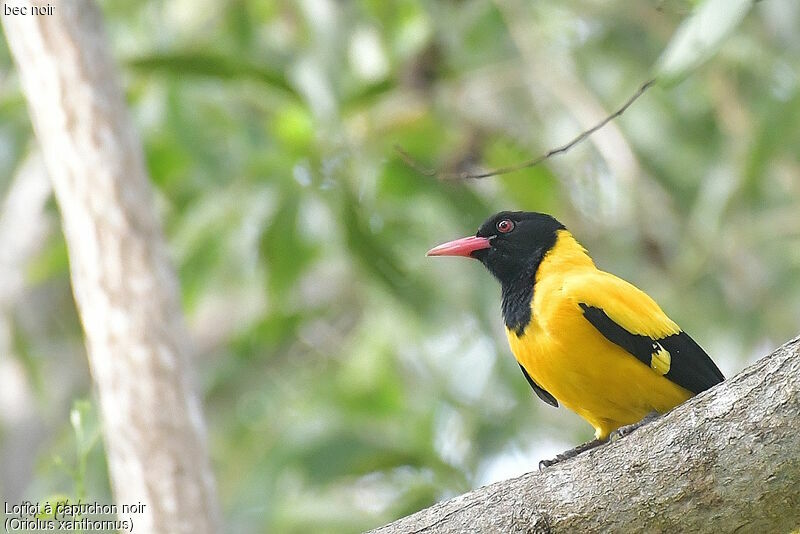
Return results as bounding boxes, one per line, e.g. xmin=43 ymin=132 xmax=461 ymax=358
xmin=496 ymin=219 xmax=514 ymax=233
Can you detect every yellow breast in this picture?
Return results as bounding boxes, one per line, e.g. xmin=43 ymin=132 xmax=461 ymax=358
xmin=507 ymin=231 xmax=692 ymax=440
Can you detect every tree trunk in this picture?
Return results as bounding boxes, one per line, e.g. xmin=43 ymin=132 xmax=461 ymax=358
xmin=1 ymin=2 xmax=220 ymax=532
xmin=369 ymin=336 xmax=800 ymax=533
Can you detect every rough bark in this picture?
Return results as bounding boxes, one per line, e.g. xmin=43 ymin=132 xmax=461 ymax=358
xmin=2 ymin=2 xmax=220 ymax=532
xmin=369 ymin=336 xmax=800 ymax=534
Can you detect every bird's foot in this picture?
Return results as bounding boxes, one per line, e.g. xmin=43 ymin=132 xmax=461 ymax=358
xmin=539 ymin=412 xmax=663 ymax=470
xmin=538 ymin=438 xmax=605 ymax=470
xmin=609 ymin=411 xmax=661 ymax=442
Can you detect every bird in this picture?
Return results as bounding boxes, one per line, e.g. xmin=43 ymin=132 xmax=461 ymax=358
xmin=427 ymin=211 xmax=724 ymax=467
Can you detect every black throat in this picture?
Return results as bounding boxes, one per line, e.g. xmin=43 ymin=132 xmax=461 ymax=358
xmin=501 ymin=249 xmax=547 ymax=336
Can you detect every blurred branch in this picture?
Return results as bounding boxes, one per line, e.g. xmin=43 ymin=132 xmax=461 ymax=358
xmin=2 ymin=2 xmax=220 ymax=532
xmin=369 ymin=336 xmax=800 ymax=533
xmin=394 ymin=79 xmax=655 ymax=181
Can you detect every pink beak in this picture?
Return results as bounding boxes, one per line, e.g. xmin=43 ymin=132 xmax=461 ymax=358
xmin=427 ymin=236 xmax=492 ymax=258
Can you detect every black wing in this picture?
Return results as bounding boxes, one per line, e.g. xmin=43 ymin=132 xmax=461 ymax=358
xmin=518 ymin=363 xmax=558 ymax=407
xmin=579 ymin=304 xmax=724 ymax=394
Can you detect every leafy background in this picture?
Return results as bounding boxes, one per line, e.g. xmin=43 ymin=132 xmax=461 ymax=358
xmin=1 ymin=0 xmax=799 ymax=532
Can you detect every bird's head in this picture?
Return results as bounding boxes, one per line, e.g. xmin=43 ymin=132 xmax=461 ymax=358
xmin=427 ymin=211 xmax=565 ymax=286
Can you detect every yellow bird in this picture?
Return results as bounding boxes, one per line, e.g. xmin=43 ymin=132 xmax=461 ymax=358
xmin=428 ymin=211 xmax=724 ymax=466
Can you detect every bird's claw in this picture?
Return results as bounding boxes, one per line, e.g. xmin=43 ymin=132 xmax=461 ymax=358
xmin=538 ymin=456 xmax=562 ymax=471
xmin=538 ymin=438 xmax=605 ymax=470
xmin=609 ymin=411 xmax=661 ymax=442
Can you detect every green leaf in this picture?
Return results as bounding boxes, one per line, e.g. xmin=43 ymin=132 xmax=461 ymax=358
xmin=655 ymin=0 xmax=754 ymax=85
xmin=128 ymin=52 xmax=301 ymax=101
xmin=260 ymin=194 xmax=318 ymax=301
xmin=36 ymin=495 xmax=71 ymax=520
xmin=339 ymin=188 xmax=430 ymax=313
xmin=271 ymin=104 xmax=315 ymax=151
xmin=291 ymin=431 xmax=425 ymax=482
xmin=229 ymin=312 xmax=304 ymax=362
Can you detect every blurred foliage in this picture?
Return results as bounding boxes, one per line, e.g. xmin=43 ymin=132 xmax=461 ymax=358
xmin=1 ymin=0 xmax=799 ymax=532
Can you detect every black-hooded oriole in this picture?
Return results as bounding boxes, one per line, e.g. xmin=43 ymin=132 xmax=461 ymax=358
xmin=428 ymin=211 xmax=724 ymax=462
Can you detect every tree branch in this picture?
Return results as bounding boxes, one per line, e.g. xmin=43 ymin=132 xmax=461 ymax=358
xmin=395 ymin=78 xmax=655 ymax=181
xmin=369 ymin=336 xmax=800 ymax=533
